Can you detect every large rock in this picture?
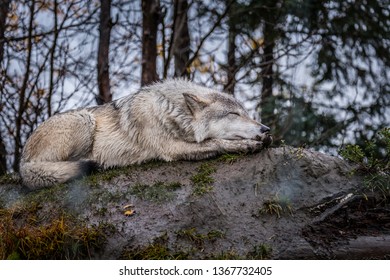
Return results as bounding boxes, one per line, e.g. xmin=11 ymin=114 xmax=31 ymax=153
xmin=1 ymin=147 xmax=389 ymax=259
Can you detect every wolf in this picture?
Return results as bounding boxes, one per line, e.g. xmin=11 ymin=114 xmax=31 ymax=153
xmin=20 ymin=79 xmax=272 ymax=190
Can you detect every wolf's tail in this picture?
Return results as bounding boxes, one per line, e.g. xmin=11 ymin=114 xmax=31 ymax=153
xmin=19 ymin=160 xmax=97 ymax=190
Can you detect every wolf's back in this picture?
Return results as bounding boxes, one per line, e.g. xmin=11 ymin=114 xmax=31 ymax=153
xmin=20 ymin=161 xmax=96 ymax=190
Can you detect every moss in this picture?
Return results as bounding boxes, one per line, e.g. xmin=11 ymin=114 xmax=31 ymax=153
xmin=31 ymin=184 xmax=67 ymax=201
xmin=0 ymin=173 xmax=21 ymax=185
xmin=177 ymin=227 xmax=225 ymax=247
xmin=138 ymin=159 xmax=170 ymax=170
xmin=121 ymin=234 xmax=188 ymax=260
xmin=129 ymin=181 xmax=181 ymax=203
xmin=83 ymin=167 xmax=130 ymax=187
xmin=208 ymin=250 xmax=242 ymax=260
xmin=248 ymin=243 xmax=272 ymax=259
xmin=191 ymin=163 xmax=217 ymax=196
xmin=217 ymin=153 xmax=243 ymax=164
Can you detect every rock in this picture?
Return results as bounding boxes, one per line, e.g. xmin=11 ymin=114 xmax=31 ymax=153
xmin=1 ymin=147 xmax=389 ymax=259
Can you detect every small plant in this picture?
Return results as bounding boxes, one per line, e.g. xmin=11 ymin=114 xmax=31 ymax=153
xmin=260 ymin=200 xmax=283 ymax=218
xmin=0 ymin=173 xmax=21 ymax=185
xmin=248 ymin=243 xmax=272 ymax=259
xmin=259 ymin=194 xmax=293 ymax=218
xmin=340 ymin=128 xmax=389 ymax=197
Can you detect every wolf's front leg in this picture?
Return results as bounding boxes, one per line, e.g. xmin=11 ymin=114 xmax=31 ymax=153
xmin=162 ymin=138 xmax=268 ymax=161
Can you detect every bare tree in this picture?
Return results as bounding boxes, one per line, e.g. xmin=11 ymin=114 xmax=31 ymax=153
xmin=1 ymin=0 xmax=100 ymax=172
xmin=13 ymin=0 xmax=36 ymax=172
xmin=97 ymin=0 xmax=112 ymax=105
xmin=141 ymin=0 xmax=160 ymax=86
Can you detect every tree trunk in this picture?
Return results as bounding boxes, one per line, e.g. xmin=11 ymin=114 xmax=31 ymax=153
xmin=47 ymin=0 xmax=58 ymax=116
xmin=141 ymin=0 xmax=160 ymax=86
xmin=0 ymin=0 xmax=10 ymax=65
xmin=0 ymin=133 xmax=6 ymax=175
xmin=0 ymin=0 xmax=10 ymax=175
xmin=97 ymin=0 xmax=112 ymax=105
xmin=258 ymin=21 xmax=275 ymax=127
xmin=224 ymin=7 xmax=237 ymax=95
xmin=172 ymin=0 xmax=190 ymax=78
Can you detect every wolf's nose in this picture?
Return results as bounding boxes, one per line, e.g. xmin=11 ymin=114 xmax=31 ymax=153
xmin=260 ymin=125 xmax=270 ymax=134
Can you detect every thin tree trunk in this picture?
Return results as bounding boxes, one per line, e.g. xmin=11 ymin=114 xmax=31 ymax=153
xmin=141 ymin=0 xmax=160 ymax=86
xmin=0 ymin=133 xmax=6 ymax=175
xmin=0 ymin=0 xmax=10 ymax=174
xmin=224 ymin=6 xmax=237 ymax=95
xmin=97 ymin=0 xmax=112 ymax=105
xmin=0 ymin=0 xmax=10 ymax=64
xmin=258 ymin=21 xmax=275 ymax=127
xmin=47 ymin=0 xmax=58 ymax=116
xmin=172 ymin=0 xmax=190 ymax=78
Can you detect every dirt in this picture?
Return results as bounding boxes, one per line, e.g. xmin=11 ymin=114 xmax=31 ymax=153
xmin=1 ymin=147 xmax=389 ymax=259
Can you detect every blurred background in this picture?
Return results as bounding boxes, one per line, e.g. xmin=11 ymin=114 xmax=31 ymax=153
xmin=0 ymin=0 xmax=389 ymax=174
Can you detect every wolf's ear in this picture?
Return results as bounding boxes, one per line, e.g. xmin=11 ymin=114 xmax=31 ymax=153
xmin=183 ymin=93 xmax=211 ymax=114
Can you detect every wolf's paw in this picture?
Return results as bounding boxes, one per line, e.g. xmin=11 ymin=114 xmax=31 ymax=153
xmin=215 ymin=139 xmax=265 ymax=153
xmin=256 ymin=134 xmax=273 ymax=147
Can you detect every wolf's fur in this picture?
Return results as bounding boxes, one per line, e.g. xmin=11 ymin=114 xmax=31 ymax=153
xmin=20 ymin=79 xmax=271 ymax=189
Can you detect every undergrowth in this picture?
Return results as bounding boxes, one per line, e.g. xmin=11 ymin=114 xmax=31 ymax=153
xmin=340 ymin=128 xmax=389 ymax=198
xmin=0 ymin=205 xmax=106 ymax=260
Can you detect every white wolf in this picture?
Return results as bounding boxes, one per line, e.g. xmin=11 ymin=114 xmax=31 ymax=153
xmin=20 ymin=79 xmax=271 ymax=189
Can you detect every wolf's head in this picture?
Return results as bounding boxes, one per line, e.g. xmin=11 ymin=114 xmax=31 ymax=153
xmin=183 ymin=92 xmax=271 ymax=144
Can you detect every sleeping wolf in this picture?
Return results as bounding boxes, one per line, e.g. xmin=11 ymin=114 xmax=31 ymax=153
xmin=20 ymin=79 xmax=272 ymax=189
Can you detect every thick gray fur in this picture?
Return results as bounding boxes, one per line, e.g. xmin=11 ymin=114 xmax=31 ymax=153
xmin=20 ymin=79 xmax=271 ymax=189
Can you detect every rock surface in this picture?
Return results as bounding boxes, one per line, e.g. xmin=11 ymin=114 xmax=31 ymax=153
xmin=1 ymin=147 xmax=389 ymax=259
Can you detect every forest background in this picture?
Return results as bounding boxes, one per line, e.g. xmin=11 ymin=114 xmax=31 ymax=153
xmin=0 ymin=0 xmax=389 ymax=175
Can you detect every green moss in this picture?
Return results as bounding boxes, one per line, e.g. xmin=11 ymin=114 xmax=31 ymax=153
xmin=177 ymin=227 xmax=225 ymax=247
xmin=138 ymin=160 xmax=169 ymax=170
xmin=121 ymin=234 xmax=188 ymax=260
xmin=248 ymin=243 xmax=272 ymax=259
xmin=83 ymin=167 xmax=130 ymax=187
xmin=191 ymin=163 xmax=217 ymax=196
xmin=129 ymin=181 xmax=181 ymax=203
xmin=217 ymin=153 xmax=243 ymax=164
xmin=208 ymin=250 xmax=242 ymax=260
xmin=0 ymin=173 xmax=21 ymax=185
xmin=25 ymin=183 xmax=68 ymax=205
xmin=122 ymin=243 xmax=188 ymax=260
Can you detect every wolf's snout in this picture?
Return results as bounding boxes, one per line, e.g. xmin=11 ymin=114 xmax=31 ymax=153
xmin=260 ymin=125 xmax=270 ymax=134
